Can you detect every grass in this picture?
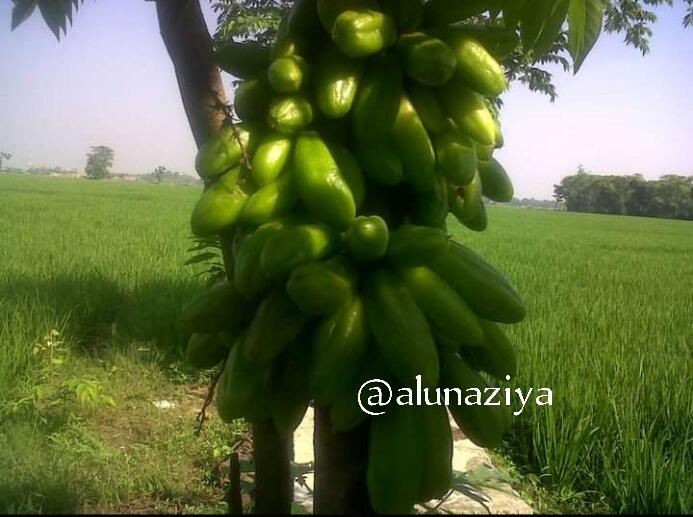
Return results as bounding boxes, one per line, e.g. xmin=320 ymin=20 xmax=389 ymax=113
xmin=1 ymin=174 xmax=691 ymax=513
xmin=447 ymin=208 xmax=692 ymax=514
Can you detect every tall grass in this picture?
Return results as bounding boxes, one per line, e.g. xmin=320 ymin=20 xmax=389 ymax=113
xmin=0 ymin=175 xmax=206 ymax=403
xmin=1 ymin=175 xmax=691 ymax=513
xmin=449 ymin=207 xmax=693 ymax=513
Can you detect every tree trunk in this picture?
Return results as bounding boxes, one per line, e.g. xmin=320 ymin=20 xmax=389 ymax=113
xmin=314 ymin=407 xmax=373 ymax=515
xmin=155 ymin=0 xmax=227 ymax=147
xmin=154 ymin=2 xmax=292 ymax=514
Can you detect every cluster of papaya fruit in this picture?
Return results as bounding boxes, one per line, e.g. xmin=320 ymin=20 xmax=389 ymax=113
xmin=183 ymin=0 xmax=525 ymax=512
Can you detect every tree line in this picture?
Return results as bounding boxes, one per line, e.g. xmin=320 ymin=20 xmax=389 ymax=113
xmin=554 ymin=168 xmax=693 ymax=220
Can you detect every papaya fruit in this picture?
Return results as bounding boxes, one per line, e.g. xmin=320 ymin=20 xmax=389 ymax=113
xmin=185 ymin=333 xmax=232 ymax=370
xmin=478 ymin=158 xmax=514 ymax=202
xmin=294 ymin=131 xmax=356 ymax=228
xmin=436 ymin=131 xmax=477 ymax=186
xmin=352 ymin=53 xmax=402 ymax=141
xmin=397 ymin=32 xmax=457 ymax=86
xmin=353 ymin=139 xmax=404 ymax=186
xmin=250 ymin=132 xmax=293 ymax=187
xmin=260 ymin=222 xmax=338 ymax=279
xmin=407 ymin=83 xmax=449 ymax=134
xmin=460 ymin=320 xmax=517 ymax=380
xmin=346 ymin=215 xmax=389 ymax=263
xmin=195 ymin=123 xmax=263 ymax=180
xmin=364 ymin=269 xmax=439 ymax=388
xmin=416 ymin=404 xmax=453 ymax=502
xmin=314 ymin=46 xmax=363 ymax=119
xmin=367 ymin=404 xmax=424 ymax=514
xmin=286 ymin=256 xmax=357 ymax=316
xmin=438 ymin=81 xmax=496 ymax=145
xmin=430 ymin=241 xmax=526 ymax=323
xmin=267 ymin=54 xmax=311 ymax=93
xmin=190 ymin=168 xmax=248 ymax=236
xmin=398 ymin=266 xmax=485 ymax=347
xmin=391 ymin=94 xmax=437 ymax=192
xmin=267 ymin=95 xmax=314 ymax=136
xmin=234 ymin=78 xmax=272 ymax=122
xmin=387 ymin=224 xmax=450 ymax=267
xmin=243 ymin=288 xmax=308 ymax=365
xmin=240 ymin=170 xmax=298 ymax=226
xmin=331 ymin=9 xmax=397 ymax=58
xmin=311 ymin=296 xmax=369 ymax=405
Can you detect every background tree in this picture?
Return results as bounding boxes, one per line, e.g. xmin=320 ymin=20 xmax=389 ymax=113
xmin=554 ymin=169 xmax=693 ymax=219
xmin=84 ymin=145 xmax=115 ymax=180
xmin=0 ymin=152 xmax=11 ymax=170
xmin=152 ymin=165 xmax=168 ymax=184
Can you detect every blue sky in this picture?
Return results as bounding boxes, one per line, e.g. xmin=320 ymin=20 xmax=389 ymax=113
xmin=0 ymin=2 xmax=691 ymax=199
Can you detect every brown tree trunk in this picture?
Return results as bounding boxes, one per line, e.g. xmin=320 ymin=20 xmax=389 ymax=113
xmin=155 ymin=0 xmax=227 ymax=147
xmin=314 ymin=407 xmax=373 ymax=515
xmin=154 ymin=1 xmax=293 ymax=514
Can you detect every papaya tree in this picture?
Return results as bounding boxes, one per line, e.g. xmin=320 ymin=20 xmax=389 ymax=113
xmin=9 ymin=0 xmax=691 ymax=514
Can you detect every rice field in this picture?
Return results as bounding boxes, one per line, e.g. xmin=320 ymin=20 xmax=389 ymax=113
xmin=1 ymin=174 xmax=691 ymax=513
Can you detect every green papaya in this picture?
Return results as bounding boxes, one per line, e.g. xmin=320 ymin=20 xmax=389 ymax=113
xmin=438 ymin=81 xmax=496 ymax=145
xmin=478 ymin=158 xmax=514 ymax=202
xmin=185 ymin=333 xmax=232 ymax=370
xmin=455 ymin=170 xmax=485 ymax=230
xmin=417 ymin=404 xmax=453 ymax=502
xmin=436 ymin=131 xmax=477 ymax=186
xmin=473 ymin=139 xmax=495 ymax=161
xmin=411 ymin=170 xmax=449 ymax=228
xmin=190 ymin=168 xmax=248 ymax=236
xmin=437 ymin=25 xmax=520 ymax=60
xmin=260 ymin=222 xmax=338 ymax=279
xmin=443 ymin=34 xmax=507 ymax=96
xmin=215 ymin=41 xmax=270 ymax=79
xmin=397 ymin=32 xmax=457 ymax=86
xmin=364 ymin=269 xmax=439 ymax=388
xmin=195 ymin=123 xmax=263 ymax=179
xmin=407 ymin=83 xmax=449 ymax=134
xmin=367 ymin=404 xmax=424 ymax=514
xmin=463 ymin=199 xmax=488 ymax=232
xmin=353 ymin=139 xmax=404 ymax=186
xmin=217 ymin=337 xmax=274 ymax=422
xmin=243 ymin=288 xmax=308 ymax=365
xmin=330 ymin=353 xmax=385 ymax=432
xmin=352 ymin=53 xmax=402 ymax=141
xmin=240 ymin=170 xmax=298 ymax=226
xmin=346 ymin=215 xmax=389 ymax=262
xmin=329 ymin=143 xmax=366 ymax=211
xmin=180 ymin=280 xmax=252 ymax=334
xmin=391 ymin=94 xmax=436 ymax=192
xmin=250 ymin=133 xmax=293 ymax=187
xmin=234 ymin=78 xmax=272 ymax=122
xmin=317 ymin=0 xmax=379 ymax=31
xmin=460 ymin=320 xmax=517 ymax=380
xmin=311 ymin=296 xmax=369 ymax=405
xmin=381 ymin=0 xmax=423 ymax=32
xmin=267 ymin=95 xmax=314 ymax=136
xmin=440 ymin=351 xmax=510 ymax=448
xmin=398 ymin=266 xmax=485 ymax=347
xmin=331 ymin=9 xmax=396 ymax=58
xmin=430 ymin=241 xmax=526 ymax=323
xmin=286 ymin=256 xmax=357 ymax=316
xmin=234 ymin=219 xmax=291 ymax=298
xmin=294 ymin=131 xmax=356 ymax=228
xmin=267 ymin=55 xmax=311 ymax=93
xmin=387 ymin=224 xmax=450 ymax=267
xmin=314 ymin=46 xmax=363 ymax=119
xmin=270 ymin=337 xmax=312 ymax=434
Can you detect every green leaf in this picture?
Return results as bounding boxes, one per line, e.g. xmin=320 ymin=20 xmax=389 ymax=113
xmin=503 ymin=0 xmax=527 ymax=28
xmin=568 ymin=0 xmax=604 ymax=72
xmin=11 ymin=0 xmax=37 ymax=30
xmin=521 ymin=0 xmax=570 ymax=59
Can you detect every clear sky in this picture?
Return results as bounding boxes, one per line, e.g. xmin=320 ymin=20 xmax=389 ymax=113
xmin=0 ymin=2 xmax=691 ymax=199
